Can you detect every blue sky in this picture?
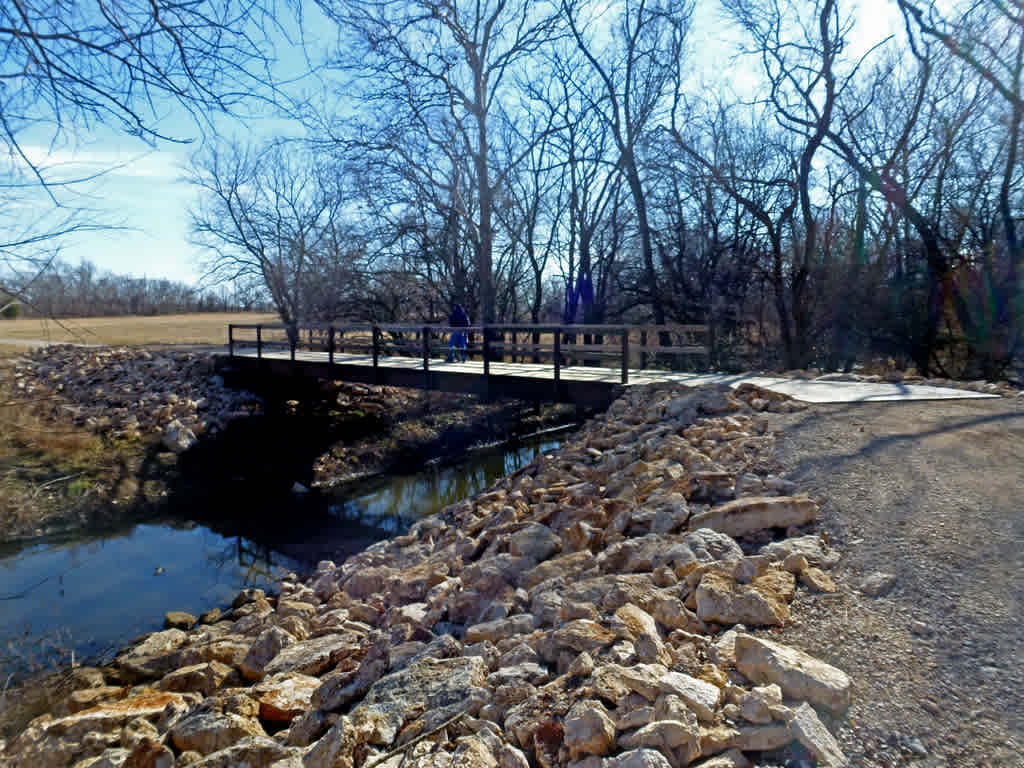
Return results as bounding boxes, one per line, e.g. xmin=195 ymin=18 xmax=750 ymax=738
xmin=8 ymin=0 xmax=902 ymax=287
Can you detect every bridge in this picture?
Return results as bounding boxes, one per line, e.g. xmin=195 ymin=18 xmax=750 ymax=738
xmin=223 ymin=323 xmax=711 ymax=406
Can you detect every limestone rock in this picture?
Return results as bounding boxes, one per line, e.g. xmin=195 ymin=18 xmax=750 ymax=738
xmin=519 ymin=552 xmax=597 ymax=591
xmin=351 ymin=656 xmax=490 ymax=750
xmin=689 ymin=496 xmax=818 ymax=538
xmin=549 ymin=620 xmax=617 ymax=655
xmin=730 ymin=723 xmax=792 ymax=750
xmin=287 ymin=709 xmax=336 ymax=747
xmin=164 ymin=611 xmax=197 ymax=631
xmin=465 ymin=614 xmax=535 ymax=645
xmin=116 ymin=629 xmax=190 ymax=681
xmin=734 ymin=634 xmax=851 ymax=711
xmin=562 ymin=700 xmax=615 ymax=759
xmin=695 ymin=571 xmax=790 ymax=626
xmin=657 ymin=671 xmax=720 ymax=721
xmin=508 ymin=523 xmax=561 ymax=561
xmin=799 ymin=566 xmax=837 ymax=593
xmin=613 ymin=604 xmax=667 ymax=665
xmin=688 ymin=748 xmax=751 ymax=768
xmin=788 ymin=702 xmax=847 ymax=767
xmin=761 ymin=535 xmax=840 ymax=569
xmin=240 ymin=627 xmax=296 ymax=682
xmin=198 ymin=608 xmax=222 ymax=625
xmin=123 ymin=738 xmax=175 ymax=768
xmin=859 ymin=571 xmax=897 ymax=597
xmin=253 ymin=673 xmax=321 ymax=722
xmin=5 ymin=692 xmax=191 ymax=768
xmin=181 ymin=736 xmax=294 ymax=767
xmin=158 ymin=661 xmax=232 ymax=696
xmin=162 ymin=419 xmax=198 ymax=453
xmin=263 ymin=634 xmax=358 ymax=678
xmin=170 ymin=711 xmax=266 ymax=755
xmin=604 ymin=748 xmax=674 ymax=768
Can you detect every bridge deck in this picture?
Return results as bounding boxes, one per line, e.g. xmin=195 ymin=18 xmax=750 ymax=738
xmin=226 ymin=347 xmax=999 ymax=405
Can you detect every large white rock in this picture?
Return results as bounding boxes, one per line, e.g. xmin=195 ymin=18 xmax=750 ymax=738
xmin=689 ymin=496 xmax=818 ymax=538
xmin=562 ymin=700 xmax=616 ymax=759
xmin=734 ymin=634 xmax=851 ymax=712
xmin=656 ymin=671 xmax=721 ymax=721
xmin=604 ymin=748 xmax=674 ymax=768
xmin=788 ymin=702 xmax=848 ymax=767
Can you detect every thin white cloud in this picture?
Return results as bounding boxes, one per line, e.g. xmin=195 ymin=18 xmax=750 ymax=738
xmin=11 ymin=144 xmax=183 ymax=181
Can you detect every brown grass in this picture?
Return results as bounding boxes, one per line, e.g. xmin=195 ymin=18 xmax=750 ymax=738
xmin=0 ymin=312 xmax=277 ymax=347
xmin=0 ymin=351 xmax=154 ymax=539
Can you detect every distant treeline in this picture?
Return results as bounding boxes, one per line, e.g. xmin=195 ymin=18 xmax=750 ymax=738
xmin=2 ymin=258 xmax=271 ymax=318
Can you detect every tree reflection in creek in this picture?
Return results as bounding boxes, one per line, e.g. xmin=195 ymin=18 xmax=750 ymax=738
xmin=328 ymin=438 xmax=562 ymax=534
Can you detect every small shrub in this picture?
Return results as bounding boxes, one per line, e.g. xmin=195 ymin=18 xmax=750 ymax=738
xmin=1 ymin=301 xmax=19 ymax=319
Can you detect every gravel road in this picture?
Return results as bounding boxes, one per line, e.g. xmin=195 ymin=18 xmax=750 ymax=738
xmin=770 ymin=398 xmax=1023 ymax=767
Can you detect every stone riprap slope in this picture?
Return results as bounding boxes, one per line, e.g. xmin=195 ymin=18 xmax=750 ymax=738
xmin=3 ymin=384 xmax=851 ymax=768
xmin=9 ymin=345 xmax=262 ymax=450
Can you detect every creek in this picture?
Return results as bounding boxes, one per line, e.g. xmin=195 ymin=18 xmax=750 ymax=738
xmin=0 ymin=431 xmax=564 ymax=684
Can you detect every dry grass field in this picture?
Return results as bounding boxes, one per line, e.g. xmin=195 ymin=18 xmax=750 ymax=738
xmin=0 ymin=312 xmax=277 ymax=348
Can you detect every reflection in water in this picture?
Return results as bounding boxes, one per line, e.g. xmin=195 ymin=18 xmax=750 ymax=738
xmin=328 ymin=438 xmax=561 ymax=534
xmin=0 ymin=523 xmax=303 ymax=681
xmin=0 ymin=433 xmax=564 ymax=682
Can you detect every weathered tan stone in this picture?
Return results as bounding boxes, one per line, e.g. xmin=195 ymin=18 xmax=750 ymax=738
xmin=562 ymin=700 xmax=615 ymax=759
xmin=689 ymin=496 xmax=818 ymax=538
xmin=158 ymin=661 xmax=232 ymax=696
xmin=170 ymin=711 xmax=266 ymax=755
xmin=240 ymin=627 xmax=296 ymax=682
xmin=465 ymin=614 xmax=535 ymax=645
xmin=788 ymin=702 xmax=847 ymax=767
xmin=613 ymin=604 xmax=668 ymax=665
xmin=164 ymin=611 xmax=197 ymax=631
xmin=689 ymin=748 xmax=752 ymax=768
xmin=800 ymin=566 xmax=837 ymax=593
xmin=253 ymin=673 xmax=321 ymax=722
xmin=657 ymin=671 xmax=721 ymax=721
xmin=618 ymin=719 xmax=699 ymax=754
xmin=695 ymin=571 xmax=789 ymax=626
xmin=735 ymin=634 xmax=851 ymax=711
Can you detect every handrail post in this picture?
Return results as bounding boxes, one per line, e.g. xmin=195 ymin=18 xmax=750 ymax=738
xmin=372 ymin=326 xmax=380 ymax=380
xmin=554 ymin=327 xmax=561 ymax=389
xmin=289 ymin=323 xmax=296 ymax=361
xmin=328 ymin=325 xmax=335 ymax=367
xmin=483 ymin=326 xmax=491 ymax=377
xmin=641 ymin=330 xmax=648 ymax=369
xmin=422 ymin=326 xmax=430 ymax=372
xmin=621 ymin=327 xmax=629 ymax=385
xmin=256 ymin=326 xmax=262 ymax=359
xmin=228 ymin=324 xmax=235 ymax=357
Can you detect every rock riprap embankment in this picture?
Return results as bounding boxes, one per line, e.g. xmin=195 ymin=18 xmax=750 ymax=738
xmin=10 ymin=345 xmax=261 ymax=448
xmin=3 ymin=384 xmax=851 ymax=768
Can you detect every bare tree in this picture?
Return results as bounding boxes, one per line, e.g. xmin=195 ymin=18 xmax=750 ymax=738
xmin=189 ymin=141 xmax=352 ymax=326
xmin=564 ymin=0 xmax=694 ymax=329
xmin=315 ymin=0 xmax=564 ymax=328
xmin=0 ymin=0 xmax=282 ymax=300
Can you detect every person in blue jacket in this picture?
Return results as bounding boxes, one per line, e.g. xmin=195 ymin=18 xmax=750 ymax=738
xmin=448 ymin=303 xmax=470 ymax=362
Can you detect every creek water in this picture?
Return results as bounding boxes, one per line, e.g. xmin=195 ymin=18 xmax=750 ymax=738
xmin=0 ymin=432 xmax=563 ymax=683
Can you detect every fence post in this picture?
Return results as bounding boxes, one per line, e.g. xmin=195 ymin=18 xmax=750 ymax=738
xmin=256 ymin=326 xmax=262 ymax=359
xmin=640 ymin=330 xmax=648 ymax=369
xmin=554 ymin=328 xmax=561 ymax=386
xmin=483 ymin=327 xmax=491 ymax=377
xmin=621 ymin=328 xmax=629 ymax=385
xmin=328 ymin=326 xmax=335 ymax=366
xmin=228 ymin=325 xmax=235 ymax=357
xmin=372 ymin=326 xmax=380 ymax=375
